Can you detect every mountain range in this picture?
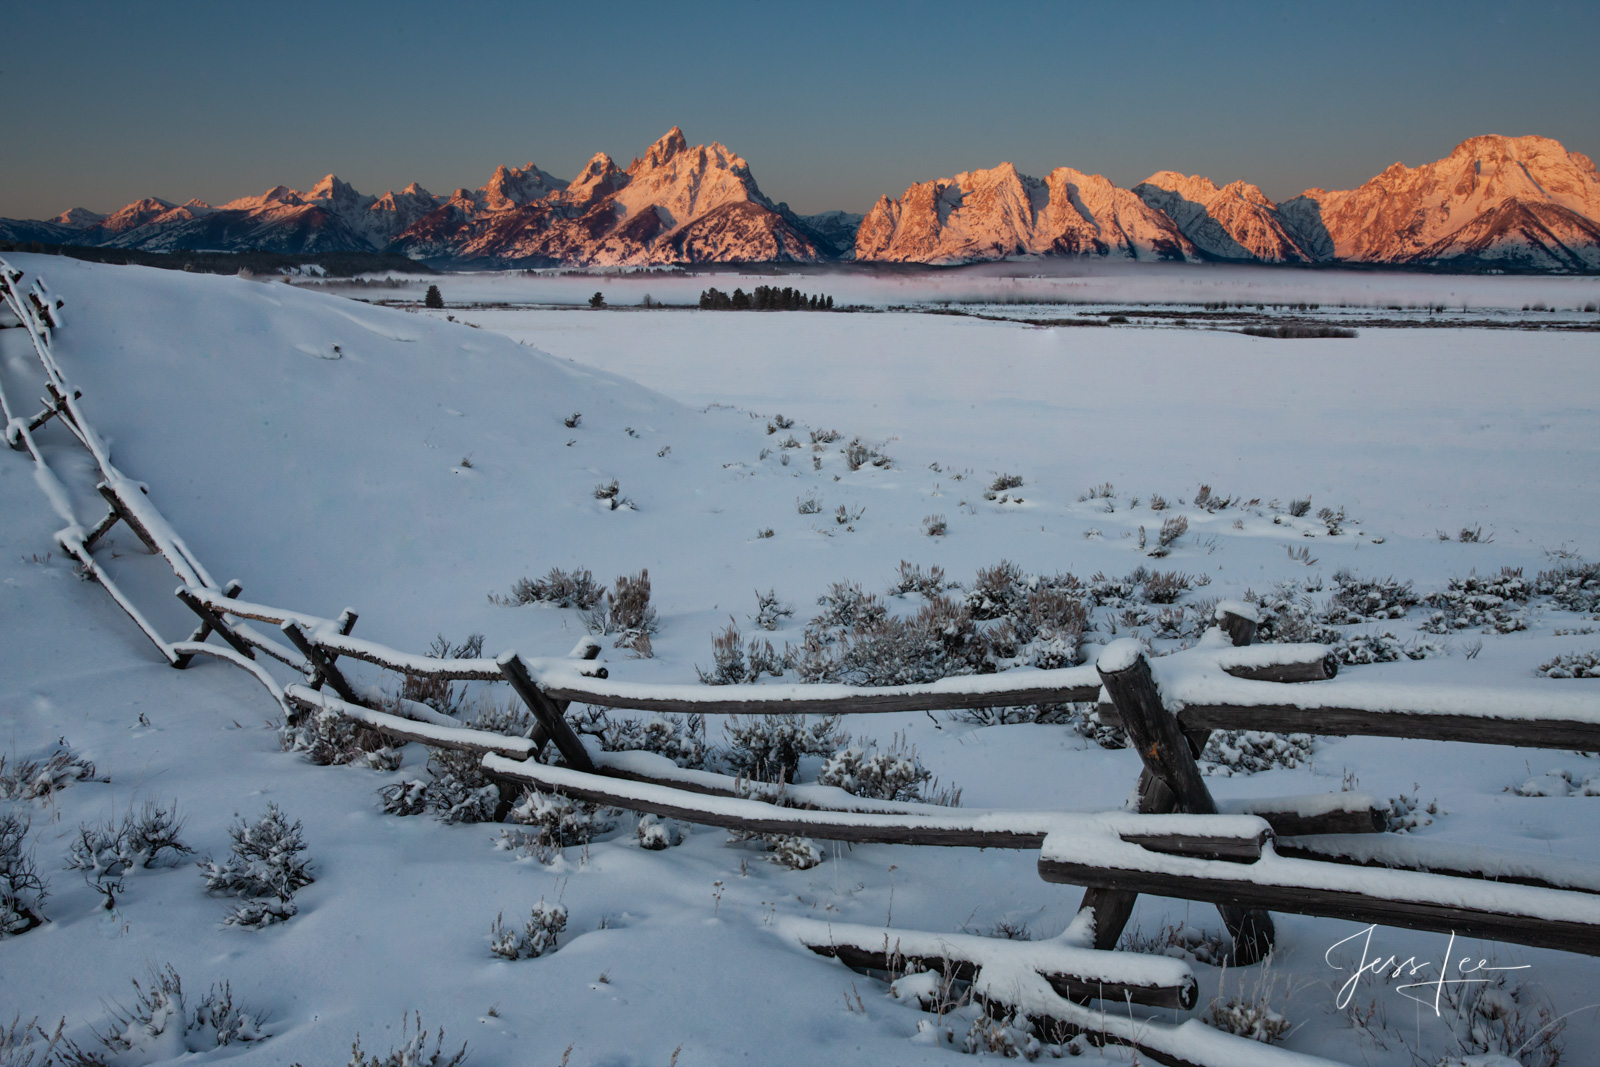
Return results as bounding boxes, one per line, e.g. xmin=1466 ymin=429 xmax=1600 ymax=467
xmin=4 ymin=130 xmax=1597 ymax=272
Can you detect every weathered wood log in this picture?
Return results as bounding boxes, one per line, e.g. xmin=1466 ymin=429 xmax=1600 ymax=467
xmin=535 ymin=675 xmax=1102 ymax=717
xmin=175 ymin=586 xmax=256 ymax=662
xmin=1120 ymin=828 xmax=1267 ymax=863
xmin=803 ymin=941 xmax=1198 ymax=1011
xmin=1275 ymin=834 xmax=1600 ymax=895
xmin=172 ymin=579 xmax=243 ymax=669
xmin=1038 ymin=852 xmax=1600 ymax=957
xmin=280 ymin=619 xmax=363 ymax=710
xmin=1094 ymin=642 xmax=1275 ymax=964
xmin=80 ymin=506 xmax=121 ymax=551
xmin=1174 ymin=702 xmax=1600 ymax=752
xmin=285 ymin=688 xmax=536 ymax=760
xmin=94 ymin=481 xmax=161 ymax=556
xmin=306 ymin=608 xmax=359 ymax=691
xmin=497 ymin=651 xmax=595 ymax=773
xmin=1215 ymin=604 xmax=1258 ymax=648
xmin=1236 ymin=803 xmax=1387 ymax=837
xmin=1220 ymin=652 xmax=1341 ymax=684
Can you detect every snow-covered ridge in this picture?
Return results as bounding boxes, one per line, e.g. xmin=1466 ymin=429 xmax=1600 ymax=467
xmin=4 ymin=133 xmax=1596 ymax=270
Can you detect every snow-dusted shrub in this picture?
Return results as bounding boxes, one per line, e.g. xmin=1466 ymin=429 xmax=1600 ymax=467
xmin=1538 ymin=649 xmax=1600 ymax=678
xmin=379 ymin=779 xmax=430 ymax=817
xmin=1069 ymin=704 xmax=1128 ymax=749
xmin=489 ymin=900 xmax=568 ymax=960
xmin=1326 ymin=570 xmax=1418 ymax=622
xmin=67 ymin=801 xmax=192 ymax=908
xmin=751 ymin=587 xmax=793 ymax=630
xmin=1141 ymin=570 xmax=1192 ymax=604
xmin=1423 ymin=973 xmax=1565 ymax=1067
xmin=1192 ymin=484 xmax=1237 ymax=513
xmin=200 ymin=803 xmax=312 ymax=925
xmin=592 ymin=478 xmax=633 ymax=510
xmin=961 ymin=1012 xmax=1042 ymax=1059
xmin=807 ymin=581 xmax=888 ymax=637
xmin=281 ymin=703 xmax=401 ymax=770
xmin=398 ymin=633 xmax=484 ymax=717
xmin=1423 ymin=568 xmax=1531 ymax=634
xmin=64 ymin=965 xmax=265 ymax=1064
xmin=760 ymin=834 xmax=822 ymax=870
xmin=1247 ymin=579 xmax=1338 ymax=645
xmin=418 ymin=747 xmax=500 ymax=824
xmin=794 ymin=594 xmax=986 ymax=687
xmin=816 ymin=732 xmax=960 ymax=806
xmin=985 ymin=589 xmax=1086 ymax=671
xmin=1512 ymin=768 xmax=1599 ymax=797
xmin=1204 ymin=967 xmax=1292 ymax=1045
xmin=697 ymin=621 xmax=789 ymax=685
xmin=889 ymin=561 xmax=948 ymax=599
xmin=347 ymin=1013 xmax=466 ymax=1067
xmin=1333 ymin=630 xmax=1444 ymax=665
xmin=499 ymin=787 xmax=616 ymax=858
xmin=965 ymin=560 xmax=1027 ymax=620
xmin=0 ymin=741 xmax=95 ymax=801
xmin=0 ymin=1016 xmax=62 ymax=1067
xmin=721 ymin=715 xmax=844 ymax=785
xmin=0 ymin=813 xmax=46 ymax=936
xmin=1386 ymin=791 xmax=1439 ymax=829
xmin=1119 ymin=921 xmax=1230 ymax=966
xmin=587 ymin=569 xmax=658 ymax=656
xmin=1086 ymin=569 xmax=1142 ymax=609
xmin=1199 ymin=731 xmax=1314 ymax=776
xmin=1149 ymin=514 xmax=1188 ymax=556
xmin=1535 ymin=560 xmax=1600 ymax=615
xmin=923 ymin=514 xmax=947 ymax=537
xmin=466 ymin=693 xmax=536 ymax=738
xmin=1287 ymin=497 xmax=1312 ymax=517
xmin=635 ymin=813 xmax=681 ymax=850
xmin=507 ymin=566 xmax=604 ymax=609
xmin=575 ymin=707 xmax=709 ymax=770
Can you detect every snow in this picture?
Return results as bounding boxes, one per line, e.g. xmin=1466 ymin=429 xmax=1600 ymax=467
xmin=4 ymin=252 xmax=1600 ymax=1065
xmin=1096 ymin=638 xmax=1144 ymax=674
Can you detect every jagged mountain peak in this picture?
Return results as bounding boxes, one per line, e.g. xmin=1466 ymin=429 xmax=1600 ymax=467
xmin=304 ymin=175 xmax=365 ymax=203
xmin=641 ymin=126 xmax=689 ymax=168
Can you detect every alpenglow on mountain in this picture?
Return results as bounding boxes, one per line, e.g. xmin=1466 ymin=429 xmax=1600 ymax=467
xmin=3 ymin=131 xmax=1597 ymax=272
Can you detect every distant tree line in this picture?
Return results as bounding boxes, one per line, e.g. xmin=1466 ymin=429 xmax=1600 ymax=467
xmin=699 ymin=285 xmax=834 ymax=311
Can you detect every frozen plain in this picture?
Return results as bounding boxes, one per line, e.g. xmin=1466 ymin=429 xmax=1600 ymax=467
xmin=2 ymin=254 xmax=1599 ymax=1065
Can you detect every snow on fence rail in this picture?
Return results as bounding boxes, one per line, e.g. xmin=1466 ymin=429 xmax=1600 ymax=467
xmin=10 ymin=259 xmax=1600 ymax=1066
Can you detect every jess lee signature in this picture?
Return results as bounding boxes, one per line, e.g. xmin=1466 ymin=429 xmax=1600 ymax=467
xmin=1326 ymin=925 xmax=1529 ymax=1013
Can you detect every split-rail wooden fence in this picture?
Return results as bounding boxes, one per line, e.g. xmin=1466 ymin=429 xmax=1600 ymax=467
xmin=5 ymin=258 xmax=1599 ymax=1067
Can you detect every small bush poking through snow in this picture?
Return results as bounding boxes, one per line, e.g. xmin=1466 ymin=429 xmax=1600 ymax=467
xmin=200 ymin=803 xmax=313 ymax=927
xmin=1141 ymin=570 xmax=1192 ymax=604
xmin=63 ymin=965 xmax=266 ymax=1064
xmin=489 ymin=900 xmax=568 ymax=960
xmin=0 ymin=812 xmax=47 ymax=936
xmin=816 ymin=732 xmax=961 ymax=806
xmin=281 ymin=703 xmax=401 ymax=769
xmin=635 ymin=813 xmax=681 ymax=850
xmin=752 ymin=587 xmax=793 ymax=630
xmin=417 ymin=747 xmax=501 ymax=824
xmin=0 ymin=1016 xmax=63 ymax=1067
xmin=1199 ymin=731 xmax=1315 ymax=776
xmin=1386 ymin=791 xmax=1440 ymax=829
xmin=1327 ymin=570 xmax=1418 ymax=622
xmin=1287 ymin=497 xmax=1312 ymax=518
xmin=574 ymin=708 xmax=709 ymax=769
xmin=506 ymin=566 xmax=605 ymax=609
xmin=923 ymin=514 xmax=947 ymax=537
xmin=1423 ymin=568 xmax=1531 ymax=634
xmin=1203 ymin=959 xmax=1292 ymax=1045
xmin=1149 ymin=515 xmax=1188 ymax=556
xmin=499 ymin=787 xmax=616 ymax=860
xmin=889 ymin=561 xmax=948 ymax=598
xmin=66 ymin=800 xmax=192 ymax=908
xmin=1535 ymin=560 xmax=1600 ymax=615
xmin=1119 ymin=922 xmax=1231 ymax=966
xmin=1538 ymin=650 xmax=1600 ymax=678
xmin=347 ymin=1013 xmax=466 ymax=1067
xmin=0 ymin=741 xmax=96 ymax=802
xmin=758 ymin=834 xmax=822 ymax=870
xmin=696 ymin=621 xmax=790 ymax=685
xmin=588 ymin=569 xmax=659 ymax=656
xmin=721 ymin=715 xmax=844 ymax=785
xmin=1512 ymin=768 xmax=1600 ymax=797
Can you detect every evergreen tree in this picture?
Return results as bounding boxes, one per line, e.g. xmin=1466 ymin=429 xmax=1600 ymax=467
xmin=424 ymin=285 xmax=444 ymax=309
xmin=589 ymin=292 xmax=605 ymax=308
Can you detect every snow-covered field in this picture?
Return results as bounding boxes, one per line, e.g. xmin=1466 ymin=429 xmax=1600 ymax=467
xmin=2 ymin=255 xmax=1598 ymax=1066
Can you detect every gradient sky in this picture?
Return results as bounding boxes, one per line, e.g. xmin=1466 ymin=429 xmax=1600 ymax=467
xmin=3 ymin=0 xmax=1596 ymax=220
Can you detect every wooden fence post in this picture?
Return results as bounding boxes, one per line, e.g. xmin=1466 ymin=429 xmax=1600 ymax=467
xmin=497 ymin=651 xmax=595 ymax=773
xmin=1075 ymin=632 xmax=1276 ymax=964
xmin=305 ymin=609 xmax=358 ymax=691
xmin=280 ymin=620 xmax=363 ymax=712
xmin=171 ymin=580 xmax=243 ymax=668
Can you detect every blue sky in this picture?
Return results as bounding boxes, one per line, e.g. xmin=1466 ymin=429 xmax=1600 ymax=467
xmin=3 ymin=0 xmax=1595 ymax=219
